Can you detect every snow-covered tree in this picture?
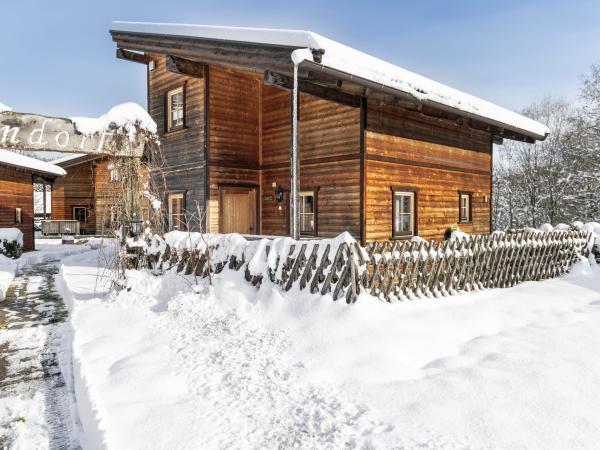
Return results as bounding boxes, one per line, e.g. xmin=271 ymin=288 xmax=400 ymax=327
xmin=494 ymin=98 xmax=573 ymax=229
xmin=494 ymin=64 xmax=600 ymax=230
xmin=564 ymin=65 xmax=600 ymax=220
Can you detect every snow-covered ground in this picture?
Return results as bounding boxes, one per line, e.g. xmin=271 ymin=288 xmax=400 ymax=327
xmin=56 ymin=243 xmax=600 ymax=449
xmin=0 ymin=239 xmax=90 ymax=300
xmin=0 ymin=240 xmax=91 ymax=449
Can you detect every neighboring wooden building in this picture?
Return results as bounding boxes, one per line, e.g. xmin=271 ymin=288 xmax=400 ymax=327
xmin=0 ymin=149 xmax=65 ymax=251
xmin=51 ymin=154 xmax=150 ymax=235
xmin=52 ymin=154 xmax=122 ymax=235
xmin=110 ymin=23 xmax=549 ymax=242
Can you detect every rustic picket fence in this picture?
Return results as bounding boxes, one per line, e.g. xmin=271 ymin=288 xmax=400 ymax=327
xmin=131 ymin=230 xmax=592 ymax=303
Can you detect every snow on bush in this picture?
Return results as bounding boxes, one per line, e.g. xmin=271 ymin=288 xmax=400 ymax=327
xmin=141 ymin=191 xmax=162 ymax=210
xmin=0 ymin=228 xmax=23 ymax=246
xmin=449 ymin=229 xmax=470 ymax=241
xmin=71 ymin=102 xmax=157 ymax=141
xmin=0 ymin=228 xmax=24 ymax=259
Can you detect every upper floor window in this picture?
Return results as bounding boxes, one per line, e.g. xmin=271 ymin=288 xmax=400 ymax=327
xmin=459 ymin=192 xmax=472 ymax=223
xmin=167 ymin=87 xmax=185 ymax=131
xmin=299 ymin=191 xmax=316 ymax=236
xmin=392 ymin=189 xmax=416 ymax=238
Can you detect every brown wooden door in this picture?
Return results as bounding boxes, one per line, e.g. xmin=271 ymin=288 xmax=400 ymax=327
xmin=220 ymin=188 xmax=256 ymax=234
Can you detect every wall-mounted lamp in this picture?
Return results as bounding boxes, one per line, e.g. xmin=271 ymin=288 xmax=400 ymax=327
xmin=275 ymin=185 xmax=284 ymax=204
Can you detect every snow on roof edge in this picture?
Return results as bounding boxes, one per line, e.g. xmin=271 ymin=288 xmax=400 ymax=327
xmin=110 ymin=21 xmax=550 ymax=140
xmin=51 ymin=153 xmax=88 ymax=166
xmin=0 ymin=149 xmax=66 ymax=176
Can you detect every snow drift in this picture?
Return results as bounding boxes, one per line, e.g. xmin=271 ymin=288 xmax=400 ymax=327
xmin=61 ymin=237 xmax=600 ymax=449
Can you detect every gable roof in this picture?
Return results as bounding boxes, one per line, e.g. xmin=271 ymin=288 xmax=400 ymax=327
xmin=0 ymin=149 xmax=66 ymax=177
xmin=110 ymin=21 xmax=549 ymax=141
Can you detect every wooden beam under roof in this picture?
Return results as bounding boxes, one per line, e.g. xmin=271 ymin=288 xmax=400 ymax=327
xmin=116 ymin=48 xmax=154 ymax=65
xmin=165 ymin=55 xmax=206 ymax=78
xmin=264 ymin=70 xmax=362 ymax=108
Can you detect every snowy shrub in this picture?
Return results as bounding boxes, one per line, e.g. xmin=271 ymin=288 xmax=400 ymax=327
xmin=444 ymin=225 xmax=459 ymax=240
xmin=0 ymin=239 xmax=22 ymax=259
xmin=0 ymin=228 xmax=23 ymax=259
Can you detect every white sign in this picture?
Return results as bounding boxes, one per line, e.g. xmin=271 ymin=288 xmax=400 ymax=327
xmin=0 ymin=112 xmax=145 ymax=156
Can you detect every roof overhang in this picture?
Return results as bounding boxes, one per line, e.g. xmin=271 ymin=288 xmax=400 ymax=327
xmin=110 ymin=22 xmax=549 ymax=143
xmin=0 ymin=149 xmax=66 ymax=177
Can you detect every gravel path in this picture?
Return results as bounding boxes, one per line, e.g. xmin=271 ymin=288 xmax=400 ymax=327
xmin=0 ymin=259 xmax=79 ymax=449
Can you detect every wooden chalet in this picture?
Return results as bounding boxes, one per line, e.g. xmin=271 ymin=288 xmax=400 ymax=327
xmin=0 ymin=149 xmax=65 ymax=251
xmin=110 ymin=22 xmax=549 ymax=243
xmin=51 ymin=154 xmax=149 ymax=235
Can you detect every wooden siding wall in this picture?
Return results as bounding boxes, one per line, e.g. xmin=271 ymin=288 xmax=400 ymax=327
xmin=0 ymin=167 xmax=34 ymax=251
xmin=207 ymin=66 xmax=261 ymax=233
xmin=261 ymin=86 xmax=362 ymax=239
xmin=147 ymin=61 xmax=492 ymax=242
xmin=365 ymin=100 xmax=493 ymax=241
xmin=148 ymin=55 xmax=207 ymax=230
xmin=51 ymin=161 xmax=96 ymax=234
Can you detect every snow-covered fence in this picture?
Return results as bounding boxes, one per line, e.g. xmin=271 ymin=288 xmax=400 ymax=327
xmin=128 ymin=229 xmax=591 ymax=303
xmin=364 ymin=230 xmax=591 ymax=300
xmin=132 ymin=233 xmax=363 ymax=303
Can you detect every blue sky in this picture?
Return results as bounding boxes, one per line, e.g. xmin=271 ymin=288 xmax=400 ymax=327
xmin=1 ymin=0 xmax=599 ymax=118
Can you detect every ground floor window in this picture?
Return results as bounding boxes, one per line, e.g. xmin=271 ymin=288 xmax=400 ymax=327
xmin=73 ymin=206 xmax=87 ymax=222
xmin=299 ymin=191 xmax=316 ymax=236
xmin=459 ymin=192 xmax=472 ymax=223
xmin=15 ymin=208 xmax=22 ymax=224
xmin=168 ymin=193 xmax=185 ymax=230
xmin=392 ymin=189 xmax=416 ymax=238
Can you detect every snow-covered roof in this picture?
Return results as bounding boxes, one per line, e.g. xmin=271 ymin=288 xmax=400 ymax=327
xmin=0 ymin=101 xmax=11 ymax=113
xmin=0 ymin=149 xmax=66 ymax=176
xmin=110 ymin=22 xmax=550 ymax=140
xmin=51 ymin=153 xmax=88 ymax=166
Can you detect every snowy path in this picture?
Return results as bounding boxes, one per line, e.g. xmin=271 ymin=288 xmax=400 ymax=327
xmin=0 ymin=259 xmax=79 ymax=449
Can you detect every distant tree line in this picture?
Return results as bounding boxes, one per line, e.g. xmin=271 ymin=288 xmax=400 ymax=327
xmin=493 ymin=65 xmax=600 ymax=230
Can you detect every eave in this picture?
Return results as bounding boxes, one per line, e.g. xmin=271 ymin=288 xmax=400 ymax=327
xmin=110 ymin=28 xmax=547 ymax=144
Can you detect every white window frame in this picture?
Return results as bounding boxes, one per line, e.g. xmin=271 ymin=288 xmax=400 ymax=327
xmin=459 ymin=193 xmax=471 ymax=223
xmin=167 ymin=87 xmax=185 ymax=131
xmin=393 ymin=191 xmax=415 ymax=238
xmin=168 ymin=193 xmax=185 ymax=230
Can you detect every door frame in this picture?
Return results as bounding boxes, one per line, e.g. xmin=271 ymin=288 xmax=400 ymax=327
xmin=218 ymin=184 xmax=259 ymax=235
